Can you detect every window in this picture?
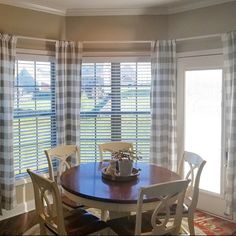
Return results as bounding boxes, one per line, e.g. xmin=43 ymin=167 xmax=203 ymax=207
xmin=14 ymin=57 xmax=56 ymax=177
xmin=80 ymin=61 xmax=151 ymax=161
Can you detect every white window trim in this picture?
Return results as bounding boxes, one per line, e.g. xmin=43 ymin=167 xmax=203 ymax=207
xmin=177 ymin=48 xmax=222 ymax=58
xmin=82 ymin=55 xmax=150 ymax=63
xmin=16 ymin=48 xmax=55 ymax=62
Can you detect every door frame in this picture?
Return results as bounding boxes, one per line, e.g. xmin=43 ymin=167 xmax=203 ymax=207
xmin=176 ymin=49 xmax=231 ymax=219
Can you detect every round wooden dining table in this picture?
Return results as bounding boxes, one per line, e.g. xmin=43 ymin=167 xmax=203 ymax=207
xmin=61 ymin=162 xmax=181 ymax=219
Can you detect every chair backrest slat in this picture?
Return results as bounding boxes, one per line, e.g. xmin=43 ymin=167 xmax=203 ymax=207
xmin=45 ymin=145 xmax=80 ymax=182
xmin=178 ymin=151 xmax=206 ymax=211
xmin=27 ymin=169 xmax=67 ymax=235
xmin=98 ymin=141 xmax=133 ymax=162
xmin=135 ymin=179 xmax=190 ymax=235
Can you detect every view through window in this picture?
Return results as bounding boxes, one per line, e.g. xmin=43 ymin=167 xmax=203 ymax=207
xmin=14 ymin=59 xmax=56 ymax=177
xmin=80 ymin=62 xmax=151 ymax=162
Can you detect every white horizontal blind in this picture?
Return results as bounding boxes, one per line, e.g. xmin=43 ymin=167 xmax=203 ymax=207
xmin=14 ymin=59 xmax=56 ymax=177
xmin=80 ymin=61 xmax=151 ymax=162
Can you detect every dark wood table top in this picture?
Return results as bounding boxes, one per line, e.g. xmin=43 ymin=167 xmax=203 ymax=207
xmin=61 ymin=162 xmax=181 ymax=204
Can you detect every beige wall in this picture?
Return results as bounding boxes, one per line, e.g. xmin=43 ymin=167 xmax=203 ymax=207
xmin=168 ymin=1 xmax=236 ymax=52
xmin=66 ymin=15 xmax=168 ymax=41
xmin=16 ymin=182 xmax=34 ymax=204
xmin=1 ymin=1 xmax=236 ymax=50
xmin=0 ymin=1 xmax=236 ymax=44
xmin=0 ymin=4 xmax=65 ymax=39
xmin=168 ymin=1 xmax=236 ymax=38
xmin=66 ymin=15 xmax=168 ymax=52
xmin=65 ymin=2 xmax=236 ymax=51
xmin=0 ymin=4 xmax=65 ymax=49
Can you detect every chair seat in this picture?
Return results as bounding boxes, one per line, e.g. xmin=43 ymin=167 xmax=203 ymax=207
xmin=63 ymin=208 xmax=107 ymax=236
xmin=61 ymin=193 xmax=84 ymax=209
xmin=107 ymin=212 xmax=155 ymax=236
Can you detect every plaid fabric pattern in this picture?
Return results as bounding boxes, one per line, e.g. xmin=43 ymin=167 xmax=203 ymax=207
xmin=55 ymin=41 xmax=82 ymax=151
xmin=150 ymin=40 xmax=177 ymax=171
xmin=222 ymin=32 xmax=236 ymax=215
xmin=0 ymin=34 xmax=17 ymax=212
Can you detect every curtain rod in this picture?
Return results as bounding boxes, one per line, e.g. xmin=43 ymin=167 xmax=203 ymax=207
xmin=16 ymin=33 xmax=222 ymax=44
xmin=175 ymin=33 xmax=221 ymax=42
xmin=82 ymin=33 xmax=222 ymax=43
xmin=82 ymin=40 xmax=152 ymax=44
xmin=16 ymin=35 xmax=57 ymax=43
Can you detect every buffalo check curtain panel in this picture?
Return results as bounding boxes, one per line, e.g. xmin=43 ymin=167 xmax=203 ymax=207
xmin=222 ymin=32 xmax=236 ymax=216
xmin=150 ymin=40 xmax=177 ymax=172
xmin=55 ymin=41 xmax=82 ymax=151
xmin=0 ymin=34 xmax=17 ymax=212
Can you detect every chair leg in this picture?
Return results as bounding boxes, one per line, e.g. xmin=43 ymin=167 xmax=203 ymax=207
xmin=181 ymin=224 xmax=190 ymax=235
xmin=187 ymin=214 xmax=195 ymax=235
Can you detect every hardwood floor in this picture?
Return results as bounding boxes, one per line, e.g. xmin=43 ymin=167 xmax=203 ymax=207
xmin=1 ymin=209 xmax=236 ymax=235
xmin=0 ymin=210 xmax=38 ymax=235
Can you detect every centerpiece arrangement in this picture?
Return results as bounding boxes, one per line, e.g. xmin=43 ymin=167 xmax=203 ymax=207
xmin=102 ymin=148 xmax=142 ymax=181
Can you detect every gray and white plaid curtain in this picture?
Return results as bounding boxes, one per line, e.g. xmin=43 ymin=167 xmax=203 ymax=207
xmin=0 ymin=34 xmax=17 ymax=212
xmin=55 ymin=41 xmax=82 ymax=150
xmin=150 ymin=40 xmax=177 ymax=171
xmin=222 ymin=32 xmax=236 ymax=216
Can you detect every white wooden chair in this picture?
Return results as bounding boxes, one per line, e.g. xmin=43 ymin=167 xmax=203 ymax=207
xmin=27 ymin=169 xmax=108 ymax=236
xmin=98 ymin=141 xmax=134 ymax=220
xmin=177 ymin=151 xmax=206 ymax=235
xmin=45 ymin=145 xmax=82 ymax=209
xmin=107 ymin=179 xmax=190 ymax=235
xmin=98 ymin=141 xmax=133 ymax=162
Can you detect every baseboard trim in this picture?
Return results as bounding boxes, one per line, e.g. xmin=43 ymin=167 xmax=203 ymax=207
xmin=0 ymin=200 xmax=35 ymax=221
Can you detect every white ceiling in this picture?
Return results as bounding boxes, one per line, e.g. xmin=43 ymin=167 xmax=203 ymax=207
xmin=0 ymin=0 xmax=234 ymax=16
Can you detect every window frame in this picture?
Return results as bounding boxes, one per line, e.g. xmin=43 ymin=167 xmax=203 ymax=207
xmin=80 ymin=55 xmax=151 ymax=162
xmin=14 ymin=50 xmax=56 ymax=179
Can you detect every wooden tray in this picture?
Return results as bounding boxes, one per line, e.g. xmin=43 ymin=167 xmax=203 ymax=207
xmin=101 ymin=167 xmax=140 ymax=182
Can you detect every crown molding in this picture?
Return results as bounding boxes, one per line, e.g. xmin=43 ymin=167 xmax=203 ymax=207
xmin=0 ymin=0 xmax=235 ymax=16
xmin=168 ymin=0 xmax=236 ymax=14
xmin=66 ymin=7 xmax=168 ymax=16
xmin=0 ymin=0 xmax=65 ymax=15
xmin=66 ymin=0 xmax=236 ymax=16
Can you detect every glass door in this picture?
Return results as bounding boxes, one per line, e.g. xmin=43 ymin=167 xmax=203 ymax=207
xmin=177 ymin=54 xmax=230 ymax=219
xmin=185 ymin=69 xmax=222 ymax=194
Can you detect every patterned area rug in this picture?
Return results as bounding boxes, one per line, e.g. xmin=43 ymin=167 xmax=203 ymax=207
xmin=185 ymin=211 xmax=236 ymax=235
xmin=23 ymin=209 xmax=236 ymax=235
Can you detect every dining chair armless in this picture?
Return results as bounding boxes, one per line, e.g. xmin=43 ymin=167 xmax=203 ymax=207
xmin=107 ymin=179 xmax=190 ymax=235
xmin=27 ymin=169 xmax=108 ymax=236
xmin=158 ymin=151 xmax=206 ymax=235
xmin=98 ymin=141 xmax=133 ymax=162
xmin=178 ymin=151 xmax=206 ymax=235
xmin=45 ymin=145 xmax=82 ymax=209
xmin=98 ymin=141 xmax=134 ymax=220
